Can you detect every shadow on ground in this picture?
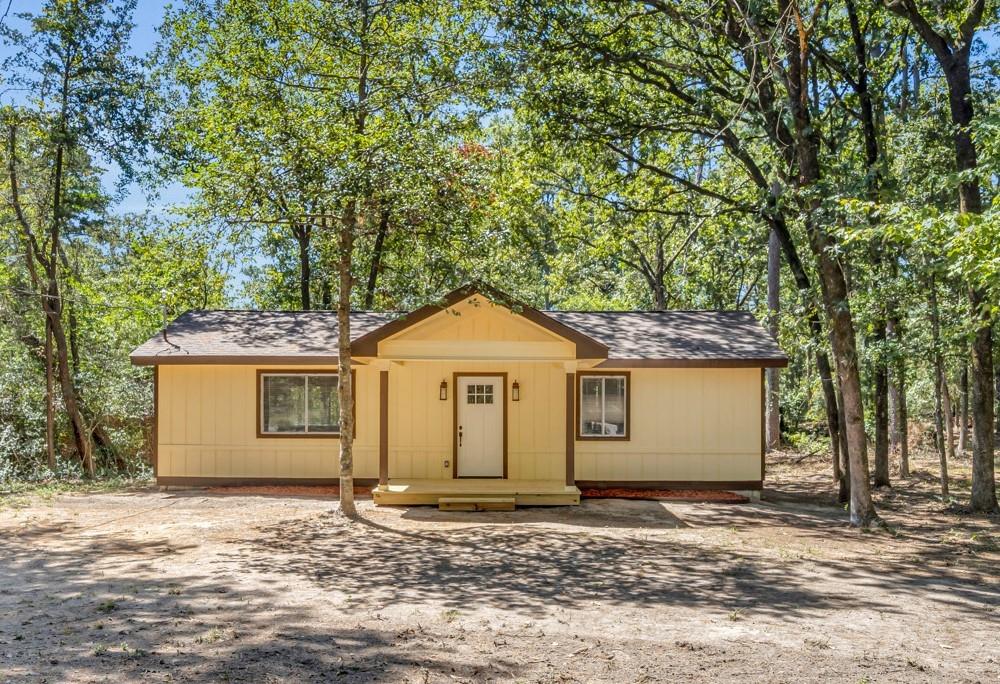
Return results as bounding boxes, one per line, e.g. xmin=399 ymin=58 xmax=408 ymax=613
xmin=222 ymin=498 xmax=998 ymax=624
xmin=1 ymin=524 xmax=492 ymax=683
xmin=5 ymin=455 xmax=1000 ymax=683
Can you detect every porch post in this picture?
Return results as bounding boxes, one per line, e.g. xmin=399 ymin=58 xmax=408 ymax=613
xmin=565 ymin=371 xmax=575 ymax=486
xmin=379 ymin=369 xmax=389 ymax=486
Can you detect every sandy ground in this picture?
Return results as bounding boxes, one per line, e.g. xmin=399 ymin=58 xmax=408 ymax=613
xmin=2 ymin=450 xmax=999 ymax=683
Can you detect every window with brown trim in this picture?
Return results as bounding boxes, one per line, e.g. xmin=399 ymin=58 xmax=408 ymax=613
xmin=260 ymin=372 xmax=340 ymax=435
xmin=578 ymin=372 xmax=630 ymax=440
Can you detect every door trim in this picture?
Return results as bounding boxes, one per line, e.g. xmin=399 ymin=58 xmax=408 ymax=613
xmin=453 ymin=372 xmax=508 ymax=479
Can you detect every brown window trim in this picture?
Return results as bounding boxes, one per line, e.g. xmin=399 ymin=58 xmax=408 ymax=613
xmin=576 ymin=370 xmax=631 ymax=441
xmin=256 ymin=368 xmax=356 ymax=439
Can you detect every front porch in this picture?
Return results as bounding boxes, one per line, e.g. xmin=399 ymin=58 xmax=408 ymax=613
xmin=373 ymin=478 xmax=581 ymax=506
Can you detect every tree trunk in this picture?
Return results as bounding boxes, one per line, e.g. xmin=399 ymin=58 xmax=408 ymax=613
xmin=895 ymin=10 xmax=998 ymax=509
xmin=321 ymin=278 xmax=332 ymax=309
xmin=968 ymin=287 xmax=997 ymax=510
xmin=836 ymin=383 xmax=851 ymax=504
xmin=45 ymin=317 xmax=56 ymax=470
xmin=336 ymin=0 xmax=372 ymax=518
xmin=813 ymin=185 xmax=874 ymax=525
xmin=780 ymin=0 xmax=876 ymax=525
xmin=994 ymin=360 xmax=1000 ymax=438
xmin=652 ymin=239 xmax=667 ymax=310
xmin=816 ymin=159 xmax=875 ymax=525
xmin=846 ymin=0 xmax=890 ymax=488
xmin=898 ymin=30 xmax=910 ymax=117
xmin=933 ymin=369 xmax=950 ymax=498
xmin=942 ymin=372 xmax=956 ymax=464
xmin=7 ymin=123 xmax=93 ymax=476
xmin=888 ymin=317 xmax=910 ymax=478
xmin=765 ymin=228 xmax=780 ymax=451
xmin=943 ymin=57 xmax=998 ymax=510
xmin=872 ymin=353 xmax=890 ymax=487
xmin=337 ymin=206 xmax=357 ymax=518
xmin=364 ymin=209 xmax=390 ymax=309
xmin=49 ymin=304 xmax=93 ymax=477
xmin=929 ymin=275 xmax=949 ymax=497
xmin=68 ymin=297 xmax=80 ymax=377
xmin=817 ymin=366 xmax=848 ymax=494
xmin=958 ymin=364 xmax=969 ymax=452
xmin=898 ymin=369 xmax=910 ymax=478
xmin=888 ymin=359 xmax=899 ymax=453
xmin=294 ymin=224 xmax=312 ymax=310
xmin=764 ymin=212 xmax=841 ymax=488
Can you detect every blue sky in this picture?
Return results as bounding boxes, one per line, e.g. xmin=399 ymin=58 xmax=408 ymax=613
xmin=1 ymin=0 xmax=183 ymax=214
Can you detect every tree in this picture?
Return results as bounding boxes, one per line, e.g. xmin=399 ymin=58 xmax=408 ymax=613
xmin=505 ymin=0 xmax=881 ymax=525
xmin=766 ymin=229 xmax=781 ymax=451
xmin=885 ymin=0 xmax=998 ymax=512
xmin=160 ymin=0 xmax=491 ymax=515
xmin=1 ymin=0 xmax=145 ymax=476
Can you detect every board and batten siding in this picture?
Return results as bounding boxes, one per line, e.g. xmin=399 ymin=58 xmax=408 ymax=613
xmin=376 ymin=296 xmax=577 ymax=361
xmin=157 ymin=364 xmax=380 ymax=480
xmin=387 ymin=360 xmax=566 ymax=480
xmin=576 ymin=367 xmax=762 ymax=483
xmin=155 ymin=363 xmax=761 ymax=485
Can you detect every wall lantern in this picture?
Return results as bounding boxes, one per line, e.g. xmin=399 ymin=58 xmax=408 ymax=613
xmin=512 ymin=380 xmax=520 ymax=402
xmin=439 ymin=380 xmax=448 ymax=401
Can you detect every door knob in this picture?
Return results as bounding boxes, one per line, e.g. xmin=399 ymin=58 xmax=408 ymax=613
xmin=458 ymin=426 xmax=463 ymax=447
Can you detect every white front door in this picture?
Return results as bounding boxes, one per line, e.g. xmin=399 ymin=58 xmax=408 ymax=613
xmin=456 ymin=375 xmax=504 ymax=477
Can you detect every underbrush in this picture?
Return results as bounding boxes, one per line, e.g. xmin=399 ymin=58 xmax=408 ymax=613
xmin=0 ymin=453 xmax=153 ymax=508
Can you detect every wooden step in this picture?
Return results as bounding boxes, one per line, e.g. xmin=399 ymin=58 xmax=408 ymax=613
xmin=372 ymin=481 xmax=580 ymax=507
xmin=438 ymin=497 xmax=516 ymax=511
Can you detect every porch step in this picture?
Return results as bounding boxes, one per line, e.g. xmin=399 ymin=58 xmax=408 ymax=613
xmin=373 ymin=480 xmax=580 ymax=507
xmin=438 ymin=497 xmax=516 ymax=511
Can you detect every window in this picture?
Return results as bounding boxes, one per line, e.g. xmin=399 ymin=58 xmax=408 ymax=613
xmin=260 ymin=372 xmax=342 ymax=436
xmin=578 ymin=373 xmax=629 ymax=439
xmin=466 ymin=383 xmax=494 ymax=405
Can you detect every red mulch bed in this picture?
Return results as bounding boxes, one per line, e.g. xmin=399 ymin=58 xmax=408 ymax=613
xmin=205 ymin=485 xmax=372 ymax=497
xmin=580 ymin=488 xmax=749 ymax=503
xmin=201 ymin=485 xmax=745 ymax=503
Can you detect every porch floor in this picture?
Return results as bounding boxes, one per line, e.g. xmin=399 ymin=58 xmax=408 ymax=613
xmin=373 ymin=479 xmax=581 ymax=507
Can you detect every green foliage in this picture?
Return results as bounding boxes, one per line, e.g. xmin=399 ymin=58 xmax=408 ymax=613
xmin=156 ymin=0 xmax=498 ymax=310
xmin=2 ymin=0 xmax=1000 ymax=487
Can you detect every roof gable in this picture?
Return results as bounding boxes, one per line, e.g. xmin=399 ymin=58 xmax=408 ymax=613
xmin=350 ymin=283 xmax=609 ymax=359
xmin=387 ymin=295 xmax=571 ymax=343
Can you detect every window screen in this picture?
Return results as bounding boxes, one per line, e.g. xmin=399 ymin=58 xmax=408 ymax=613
xmin=579 ymin=375 xmax=627 ymax=437
xmin=261 ymin=374 xmax=340 ymax=434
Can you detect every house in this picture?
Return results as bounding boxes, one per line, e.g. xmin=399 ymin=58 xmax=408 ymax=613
xmin=130 ymin=284 xmax=787 ymax=506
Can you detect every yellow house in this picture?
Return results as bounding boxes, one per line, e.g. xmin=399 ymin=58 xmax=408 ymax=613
xmin=130 ymin=284 xmax=786 ymax=506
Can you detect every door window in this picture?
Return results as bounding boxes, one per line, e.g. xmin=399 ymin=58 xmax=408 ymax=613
xmin=466 ymin=383 xmax=494 ymax=404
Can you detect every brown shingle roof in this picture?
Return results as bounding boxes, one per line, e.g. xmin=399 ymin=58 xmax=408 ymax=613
xmin=131 ymin=307 xmax=786 ymax=367
xmin=129 ymin=310 xmax=397 ymax=365
xmin=545 ymin=311 xmax=786 ymax=366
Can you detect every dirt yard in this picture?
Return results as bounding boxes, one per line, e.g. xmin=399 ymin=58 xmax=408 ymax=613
xmin=2 ymin=450 xmax=999 ymax=683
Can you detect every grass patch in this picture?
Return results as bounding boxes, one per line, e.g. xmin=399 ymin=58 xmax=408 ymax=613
xmin=0 ymin=476 xmax=152 ymax=510
xmin=941 ymin=528 xmax=1000 ymax=553
xmin=195 ymin=627 xmax=227 ymax=644
xmin=96 ymin=599 xmax=118 ymax=614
